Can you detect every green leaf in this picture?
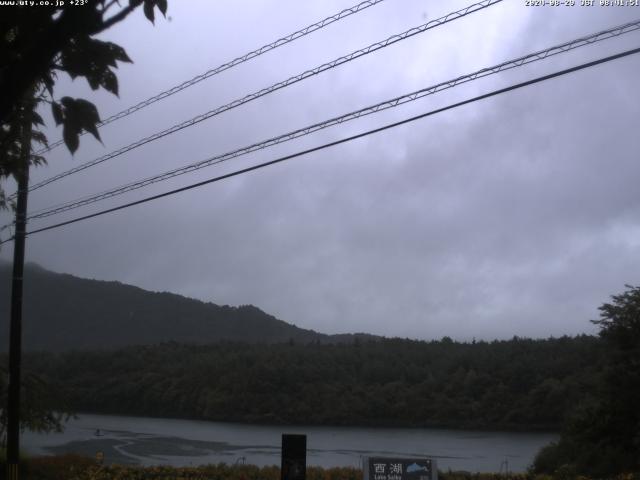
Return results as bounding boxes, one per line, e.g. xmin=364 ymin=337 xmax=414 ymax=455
xmin=60 ymin=97 xmax=82 ymax=132
xmin=51 ymin=102 xmax=63 ymax=126
xmin=60 ymin=96 xmax=74 ymax=109
xmin=156 ymin=0 xmax=167 ymax=16
xmin=85 ymin=71 xmax=101 ymax=90
xmin=31 ymin=111 xmax=45 ymax=127
xmin=63 ymin=124 xmax=79 ymax=154
xmin=109 ymin=43 xmax=132 ymax=63
xmin=60 ymin=38 xmax=126 ymax=94
xmin=101 ymin=70 xmax=119 ymax=96
xmin=58 ymin=97 xmax=102 ymax=150
xmin=143 ymin=0 xmax=155 ymax=23
xmin=102 ymin=52 xmax=118 ymax=68
xmin=83 ymin=122 xmax=101 ymax=143
xmin=72 ymin=98 xmax=102 ymax=142
xmin=30 ymin=155 xmax=47 ymax=167
xmin=31 ymin=131 xmax=48 ymax=147
xmin=42 ymin=74 xmax=55 ymax=96
xmin=72 ymin=99 xmax=101 ymax=124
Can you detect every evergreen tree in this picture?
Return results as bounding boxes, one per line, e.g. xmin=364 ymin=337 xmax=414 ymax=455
xmin=533 ymin=285 xmax=640 ymax=476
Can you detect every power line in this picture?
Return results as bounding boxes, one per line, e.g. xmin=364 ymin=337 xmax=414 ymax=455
xmin=25 ymin=0 xmax=502 ymax=194
xmin=25 ymin=18 xmax=640 ymax=221
xmin=34 ymin=0 xmax=389 ymax=156
xmin=7 ymin=45 xmax=637 ymax=244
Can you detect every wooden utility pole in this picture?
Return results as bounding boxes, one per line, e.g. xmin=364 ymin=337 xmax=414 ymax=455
xmin=6 ymin=99 xmax=32 ymax=480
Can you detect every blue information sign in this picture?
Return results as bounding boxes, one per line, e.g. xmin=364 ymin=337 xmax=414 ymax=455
xmin=364 ymin=457 xmax=437 ymax=480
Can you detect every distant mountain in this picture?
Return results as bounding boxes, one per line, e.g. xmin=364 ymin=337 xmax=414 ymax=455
xmin=0 ymin=262 xmax=377 ymax=351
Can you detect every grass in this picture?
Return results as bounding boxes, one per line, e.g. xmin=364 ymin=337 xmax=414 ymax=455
xmin=0 ymin=455 xmax=637 ymax=480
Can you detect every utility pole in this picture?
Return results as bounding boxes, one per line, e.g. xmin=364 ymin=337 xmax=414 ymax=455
xmin=6 ymin=97 xmax=32 ymax=480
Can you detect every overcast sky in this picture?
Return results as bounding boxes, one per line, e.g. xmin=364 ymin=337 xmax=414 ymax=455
xmin=2 ymin=0 xmax=639 ymax=340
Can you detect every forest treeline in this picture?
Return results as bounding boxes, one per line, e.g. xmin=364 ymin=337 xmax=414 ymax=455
xmin=21 ymin=335 xmax=604 ymax=431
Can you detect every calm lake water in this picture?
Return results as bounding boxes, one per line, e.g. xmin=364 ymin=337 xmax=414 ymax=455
xmin=22 ymin=414 xmax=557 ymax=473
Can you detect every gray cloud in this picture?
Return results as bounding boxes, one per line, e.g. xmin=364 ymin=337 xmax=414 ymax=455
xmin=2 ymin=0 xmax=639 ymax=340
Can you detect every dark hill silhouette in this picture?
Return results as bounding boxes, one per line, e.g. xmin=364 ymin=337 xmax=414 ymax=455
xmin=0 ymin=262 xmax=377 ymax=351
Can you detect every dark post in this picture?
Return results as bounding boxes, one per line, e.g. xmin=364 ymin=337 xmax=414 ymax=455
xmin=281 ymin=434 xmax=306 ymax=480
xmin=6 ymin=100 xmax=32 ymax=480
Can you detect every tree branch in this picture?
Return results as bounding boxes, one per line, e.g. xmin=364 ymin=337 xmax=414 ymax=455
xmin=101 ymin=0 xmax=121 ymax=15
xmin=99 ymin=3 xmax=138 ymax=33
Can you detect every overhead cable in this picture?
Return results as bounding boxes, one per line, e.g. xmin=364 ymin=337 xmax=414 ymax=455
xmin=35 ymin=0 xmax=389 ymax=156
xmin=5 ymin=45 xmax=637 ymax=243
xmin=26 ymin=19 xmax=640 ymax=221
xmin=25 ymin=0 xmax=503 ymax=194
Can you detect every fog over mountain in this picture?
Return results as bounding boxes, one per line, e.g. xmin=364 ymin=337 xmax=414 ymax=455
xmin=1 ymin=1 xmax=639 ymax=341
xmin=0 ymin=262 xmax=377 ymax=351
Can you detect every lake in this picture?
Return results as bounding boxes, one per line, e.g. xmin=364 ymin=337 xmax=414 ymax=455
xmin=22 ymin=414 xmax=557 ymax=473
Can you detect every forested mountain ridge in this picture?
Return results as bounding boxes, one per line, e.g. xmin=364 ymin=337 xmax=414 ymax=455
xmin=0 ymin=262 xmax=376 ymax=351
xmin=0 ymin=263 xmax=612 ymax=434
xmin=24 ymin=335 xmax=604 ymax=431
